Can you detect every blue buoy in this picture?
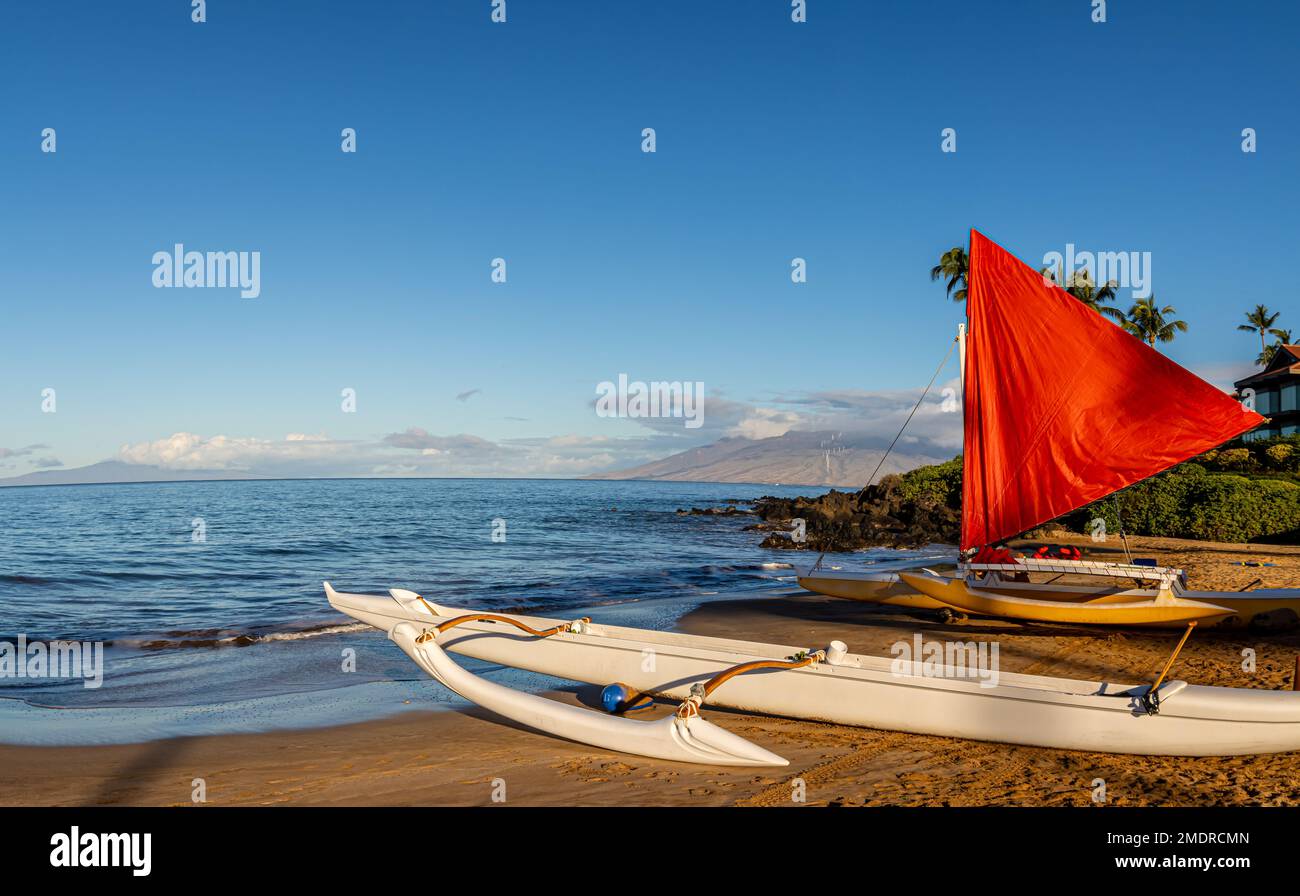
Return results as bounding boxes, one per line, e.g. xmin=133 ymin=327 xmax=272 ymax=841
xmin=600 ymin=682 xmax=652 ymax=714
xmin=601 ymin=682 xmax=634 ymax=713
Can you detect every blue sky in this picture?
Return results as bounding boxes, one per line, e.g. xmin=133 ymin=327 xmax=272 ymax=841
xmin=2 ymin=1 xmax=1296 ymax=477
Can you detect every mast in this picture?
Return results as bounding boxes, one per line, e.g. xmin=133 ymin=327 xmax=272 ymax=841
xmin=957 ymin=322 xmax=967 ymax=383
xmin=957 ymin=321 xmax=967 ymax=402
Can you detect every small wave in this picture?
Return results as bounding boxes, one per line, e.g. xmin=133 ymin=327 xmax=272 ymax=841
xmin=245 ymin=545 xmax=319 ymax=557
xmin=76 ymin=570 xmax=175 ymax=583
xmin=0 ymin=574 xmax=56 ymax=586
xmin=254 ymin=623 xmax=371 ymax=643
xmin=124 ymin=621 xmax=371 ymax=651
xmin=760 ymin=562 xmax=794 ymax=570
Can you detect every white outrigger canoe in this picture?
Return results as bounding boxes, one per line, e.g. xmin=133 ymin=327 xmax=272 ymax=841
xmin=326 ymin=582 xmax=1300 ymax=763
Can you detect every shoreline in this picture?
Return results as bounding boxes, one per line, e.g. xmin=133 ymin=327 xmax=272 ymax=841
xmin=5 ymin=535 xmax=1300 ymax=806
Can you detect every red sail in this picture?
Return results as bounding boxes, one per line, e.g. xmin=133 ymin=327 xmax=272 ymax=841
xmin=961 ymin=230 xmax=1264 ymax=550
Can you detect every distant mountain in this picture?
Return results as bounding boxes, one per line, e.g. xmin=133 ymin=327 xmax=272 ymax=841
xmin=587 ymin=431 xmax=946 ymax=487
xmin=0 ymin=460 xmax=266 ymax=488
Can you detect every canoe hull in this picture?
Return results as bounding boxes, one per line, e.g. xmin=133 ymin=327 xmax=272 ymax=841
xmin=801 ymin=567 xmax=1300 ymax=629
xmin=971 ymin=579 xmax=1300 ymax=629
xmin=796 ymin=570 xmax=948 ymax=609
xmin=326 ymin=583 xmax=1300 ymax=756
xmin=899 ymin=573 xmax=1234 ymax=627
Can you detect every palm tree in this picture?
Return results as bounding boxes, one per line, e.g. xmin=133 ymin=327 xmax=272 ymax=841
xmin=930 ymin=247 xmax=968 ymax=302
xmin=1238 ymin=304 xmax=1281 ymax=359
xmin=1259 ymin=328 xmax=1294 ymax=367
xmin=1120 ymin=297 xmax=1188 ymax=349
xmin=1041 ymin=266 xmax=1125 ymax=322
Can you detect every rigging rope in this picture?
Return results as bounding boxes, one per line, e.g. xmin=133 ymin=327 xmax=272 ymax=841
xmin=414 ymin=595 xmax=825 ymax=724
xmin=676 ymin=650 xmax=825 ymax=718
xmin=1113 ymin=493 xmax=1134 ymax=564
xmin=1143 ymin=620 xmax=1197 ymax=714
xmin=811 ymin=335 xmax=959 ymax=573
xmin=414 ymin=600 xmax=589 ymax=643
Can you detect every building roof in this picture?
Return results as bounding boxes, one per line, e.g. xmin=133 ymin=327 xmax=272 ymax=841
xmin=1235 ymin=345 xmax=1300 ymax=388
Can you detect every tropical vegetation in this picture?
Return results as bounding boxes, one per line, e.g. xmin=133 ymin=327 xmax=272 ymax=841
xmin=933 ymin=242 xmax=1189 ymax=349
xmin=1239 ymin=305 xmax=1282 ymax=359
xmin=754 ymin=435 xmax=1300 ymax=550
xmin=929 ymin=246 xmax=968 ymax=302
xmin=1116 ymin=296 xmax=1187 ymax=350
xmin=1040 ymin=267 xmax=1124 ymax=321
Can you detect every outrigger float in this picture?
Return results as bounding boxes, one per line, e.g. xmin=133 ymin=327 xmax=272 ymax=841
xmin=795 ymin=568 xmax=947 ymax=610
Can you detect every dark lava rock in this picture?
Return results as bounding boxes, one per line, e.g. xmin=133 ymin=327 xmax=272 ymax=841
xmin=675 ymin=506 xmax=754 ymax=516
xmin=751 ymin=459 xmax=962 ymax=550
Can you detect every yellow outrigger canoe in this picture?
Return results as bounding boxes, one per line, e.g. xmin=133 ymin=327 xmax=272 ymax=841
xmin=802 ymin=564 xmax=1300 ymax=628
xmin=904 ymin=569 xmax=1248 ymax=626
xmin=799 ymin=567 xmax=1168 ymax=610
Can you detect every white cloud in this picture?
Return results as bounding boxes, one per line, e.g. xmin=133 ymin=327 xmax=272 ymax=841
xmin=728 ymin=407 xmax=800 ymax=440
xmin=766 ymin=380 xmax=965 ymax=452
xmin=587 ymin=381 xmax=964 ymax=455
xmin=381 ymin=428 xmax=500 ymax=454
xmin=108 ymin=377 xmax=974 ymax=480
xmin=118 ymin=432 xmax=366 ymax=474
xmin=1191 ymin=361 xmax=1257 ymax=393
xmin=116 ymin=428 xmax=655 ymax=479
xmin=0 ymin=443 xmax=50 ymax=459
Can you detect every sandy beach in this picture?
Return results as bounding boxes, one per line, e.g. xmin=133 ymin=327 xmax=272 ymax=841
xmin=5 ymin=534 xmax=1300 ymax=808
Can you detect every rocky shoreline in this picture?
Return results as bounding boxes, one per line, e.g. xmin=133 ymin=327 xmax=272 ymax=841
xmin=677 ymin=458 xmax=964 ymax=551
xmin=687 ymin=440 xmax=1300 ymax=552
xmin=752 ymin=484 xmax=959 ymax=551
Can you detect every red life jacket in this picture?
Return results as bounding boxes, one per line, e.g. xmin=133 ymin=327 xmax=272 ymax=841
xmin=972 ymin=546 xmax=1019 ymax=565
xmin=1032 ymin=544 xmax=1083 ymax=561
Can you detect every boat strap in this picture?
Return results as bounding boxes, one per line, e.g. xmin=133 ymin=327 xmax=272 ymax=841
xmin=415 ymin=603 xmax=590 ymax=644
xmin=1142 ymin=621 xmax=1197 ymax=715
xmin=411 ymin=596 xmax=827 ymax=723
xmin=677 ymin=650 xmax=825 ymax=719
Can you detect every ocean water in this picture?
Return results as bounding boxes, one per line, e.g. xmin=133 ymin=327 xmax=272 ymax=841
xmin=0 ymin=479 xmax=949 ymax=744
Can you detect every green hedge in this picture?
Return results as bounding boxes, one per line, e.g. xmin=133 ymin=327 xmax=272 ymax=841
xmin=848 ymin=435 xmax=1300 ymax=544
xmin=890 ymin=456 xmax=963 ymax=508
xmin=1195 ymin=434 xmax=1300 ymax=476
xmin=1063 ymin=463 xmax=1300 ymax=543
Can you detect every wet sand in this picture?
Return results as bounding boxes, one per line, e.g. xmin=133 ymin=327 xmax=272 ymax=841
xmin=4 ymin=535 xmax=1300 ymax=807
